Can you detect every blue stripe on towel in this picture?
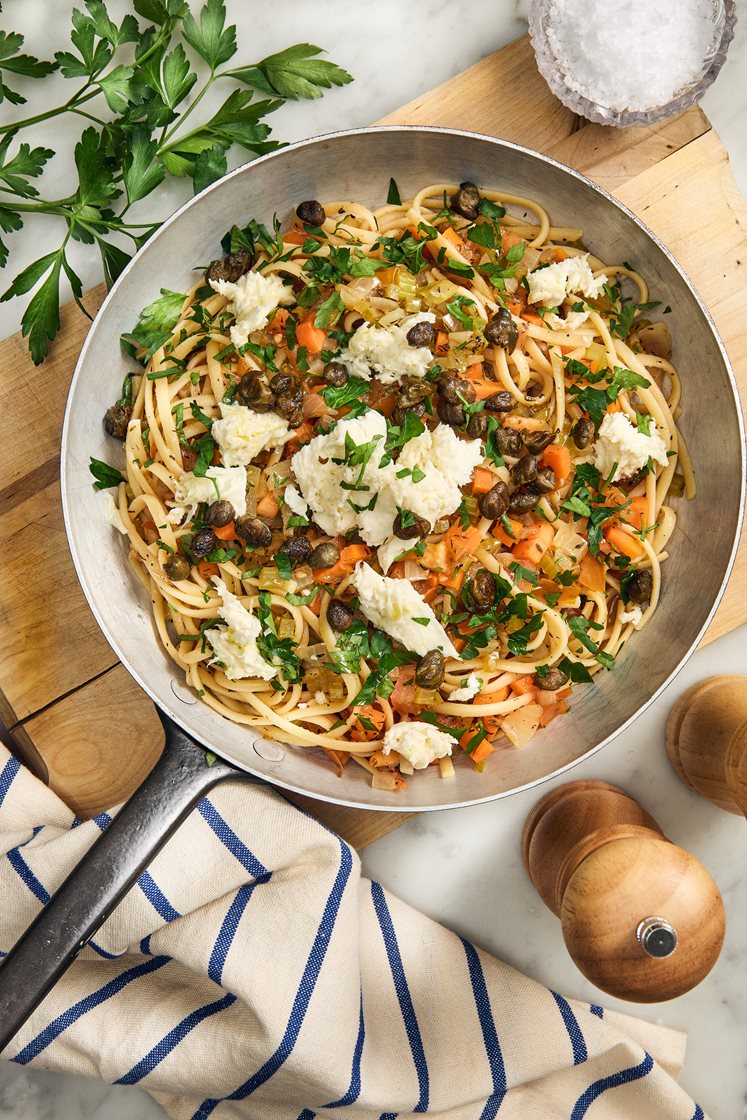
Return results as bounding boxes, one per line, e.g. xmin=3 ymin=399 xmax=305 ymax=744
xmin=690 ymin=1106 xmax=704 ymax=1120
xmin=190 ymin=837 xmax=353 ymax=1119
xmin=550 ymin=990 xmax=588 ymax=1065
xmin=12 ymin=956 xmax=171 ymax=1064
xmin=137 ymin=870 xmax=181 ymax=923
xmin=324 ymin=991 xmax=365 ymax=1107
xmin=590 ymin=1004 xmax=604 ymax=1019
xmin=0 ymin=756 xmax=20 ymax=810
xmin=371 ymin=881 xmax=429 ymax=1113
xmin=197 ymin=800 xmax=269 ymax=879
xmin=115 ymin=992 xmax=237 ymax=1084
xmin=570 ymin=1051 xmax=654 ymax=1119
xmin=208 ymin=880 xmax=267 ymax=985
xmin=461 ymin=938 xmax=506 ymax=1118
xmin=7 ymin=847 xmax=50 ymax=903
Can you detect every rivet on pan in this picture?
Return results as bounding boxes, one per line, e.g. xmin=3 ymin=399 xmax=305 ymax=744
xmin=253 ymin=739 xmax=285 ymax=762
xmin=170 ymin=679 xmax=198 ymax=705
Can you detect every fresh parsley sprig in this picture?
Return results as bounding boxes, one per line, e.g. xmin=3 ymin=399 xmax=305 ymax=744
xmin=0 ymin=0 xmax=352 ymax=365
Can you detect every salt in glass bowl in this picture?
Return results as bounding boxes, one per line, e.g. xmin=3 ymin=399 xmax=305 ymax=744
xmin=528 ymin=0 xmax=737 ymax=127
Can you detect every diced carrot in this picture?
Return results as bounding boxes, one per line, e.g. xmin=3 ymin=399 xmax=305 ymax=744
xmin=470 ymin=739 xmax=496 ymax=765
xmin=389 ymin=667 xmax=421 ymax=716
xmin=512 ymin=521 xmax=555 ymax=566
xmin=540 ymin=444 xmax=571 ymax=489
xmin=579 ymin=551 xmax=606 ymax=594
xmin=464 ymin=362 xmax=502 ymax=400
xmin=256 ymin=493 xmax=280 ymax=519
xmin=267 ymin=308 xmax=289 ymax=334
xmin=551 ymin=247 xmax=568 ymax=262
xmin=426 ymin=225 xmax=463 ymax=260
xmin=491 ymin=516 xmax=523 ymax=548
xmin=621 ymin=496 xmax=648 ymax=532
xmin=539 ymin=699 xmax=569 ymax=727
xmin=434 ymin=330 xmax=449 ymax=356
xmin=284 ymin=419 xmax=315 ymax=457
xmin=472 ymin=466 xmax=495 ymax=495
xmin=440 ymin=564 xmax=467 ymax=594
xmin=309 ymin=589 xmax=323 ymax=616
xmin=197 ymin=560 xmax=219 ymax=578
xmin=606 ymin=398 xmax=623 ymax=414
xmin=349 ymin=705 xmax=386 ymax=742
xmin=315 ymin=543 xmax=371 ymax=585
xmin=443 ymin=522 xmax=484 ymax=563
xmin=282 ymin=225 xmax=307 ymax=245
xmin=604 ymin=524 xmax=645 ymax=560
xmin=500 ymin=228 xmax=525 ymax=251
xmin=407 ymin=224 xmax=426 ymax=240
xmin=521 ymin=310 xmax=545 ymax=328
xmin=475 ymin=686 xmax=510 ymax=704
xmin=322 ymin=748 xmax=350 ymax=777
xmin=212 ymin=521 xmax=237 ymax=541
xmin=511 ymin=675 xmax=536 ymax=696
xmin=296 ymin=316 xmax=327 ymax=355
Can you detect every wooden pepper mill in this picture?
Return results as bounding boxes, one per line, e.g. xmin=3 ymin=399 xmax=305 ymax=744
xmin=522 ymin=780 xmax=725 ymax=1002
xmin=666 ymin=675 xmax=747 ymax=816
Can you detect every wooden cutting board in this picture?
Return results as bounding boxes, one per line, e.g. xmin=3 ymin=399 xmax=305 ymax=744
xmin=1 ymin=35 xmax=746 ymax=845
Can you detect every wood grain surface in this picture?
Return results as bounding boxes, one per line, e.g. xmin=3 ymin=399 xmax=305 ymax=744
xmin=1 ymin=35 xmax=745 ymax=833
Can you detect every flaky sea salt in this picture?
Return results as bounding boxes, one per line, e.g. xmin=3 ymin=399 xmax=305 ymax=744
xmin=545 ymin=0 xmax=717 ymax=113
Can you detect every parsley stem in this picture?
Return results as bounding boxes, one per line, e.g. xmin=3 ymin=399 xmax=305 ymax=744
xmin=159 ymin=71 xmax=216 ymax=149
xmin=0 ymin=86 xmax=99 ymax=136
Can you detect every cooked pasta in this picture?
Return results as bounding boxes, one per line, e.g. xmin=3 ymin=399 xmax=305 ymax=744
xmin=97 ymin=179 xmax=690 ymax=788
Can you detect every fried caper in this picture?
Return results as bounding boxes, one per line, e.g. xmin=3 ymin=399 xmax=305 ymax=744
xmin=191 ymin=528 xmax=216 ymax=558
xmin=508 ymin=488 xmax=540 ymax=515
xmin=521 ymin=429 xmax=555 ymax=454
xmin=535 ymin=667 xmax=570 ymax=691
xmin=296 ymin=200 xmax=326 ymax=226
xmin=279 ymin=535 xmax=313 ymax=567
xmin=163 ymin=554 xmax=190 ymax=581
xmin=571 ymin=417 xmax=595 ymax=450
xmin=491 ymin=426 xmax=524 ymax=458
xmin=406 ymin=320 xmax=436 ymax=348
xmin=483 ymin=391 xmax=514 ymax=413
xmin=392 ymin=402 xmax=426 ymax=426
xmin=467 ymin=411 xmax=489 ymax=439
xmin=626 ymin=569 xmax=653 ymax=605
xmin=483 ymin=307 xmax=518 ymax=353
xmin=269 ymin=373 xmax=294 ymax=396
xmin=103 ymin=403 xmax=132 ymax=440
xmin=205 ymin=248 xmax=254 ymax=284
xmin=466 ymin=569 xmax=497 ymax=612
xmin=327 ymin=598 xmax=354 ymax=632
xmin=237 ymin=371 xmax=274 ymax=412
xmin=511 ymin=454 xmax=538 ymax=486
xmin=392 ymin=510 xmax=431 ymax=539
xmin=207 ymin=500 xmax=235 ymax=527
xmin=531 ymin=466 xmax=557 ymax=494
xmin=275 ymin=390 xmax=303 ymax=420
xmin=308 ymin=541 xmax=340 ymax=569
xmin=478 ymin=481 xmax=510 ymax=521
xmin=437 ymin=399 xmax=465 ymax=427
xmin=438 ymin=372 xmax=474 ymax=404
xmin=235 ymin=516 xmax=272 ymax=547
xmin=450 ymin=181 xmax=481 ymax=220
xmin=415 ymin=648 xmax=446 ymax=689
xmin=322 ymin=361 xmax=349 ymax=387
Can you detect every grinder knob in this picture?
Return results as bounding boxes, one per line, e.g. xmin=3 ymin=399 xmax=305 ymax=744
xmin=522 ymin=781 xmax=725 ymax=1003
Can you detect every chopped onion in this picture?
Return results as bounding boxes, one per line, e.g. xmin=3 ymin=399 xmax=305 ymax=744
xmin=372 ymin=769 xmax=406 ymax=791
xmin=502 ymin=703 xmax=543 ymax=748
xmin=303 ymin=393 xmax=330 ymax=419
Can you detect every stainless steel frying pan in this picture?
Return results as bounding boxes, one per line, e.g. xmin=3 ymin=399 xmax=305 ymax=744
xmin=0 ymin=127 xmax=743 ymax=1047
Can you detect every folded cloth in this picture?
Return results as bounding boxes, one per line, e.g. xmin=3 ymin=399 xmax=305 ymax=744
xmin=0 ymin=745 xmax=705 ymax=1119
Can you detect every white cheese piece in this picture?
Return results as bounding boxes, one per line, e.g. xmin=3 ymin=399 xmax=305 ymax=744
xmin=284 ymin=483 xmax=309 ymax=519
xmin=527 ymin=255 xmax=607 ymax=311
xmin=209 ymin=270 xmax=294 ymax=348
xmin=544 ymin=308 xmax=592 ymax=331
xmin=100 ymin=490 xmax=128 ymax=535
xmin=291 ymin=410 xmax=392 ymax=539
xmin=619 ymin=605 xmax=644 ymax=627
xmin=211 ymin=402 xmax=291 ymax=468
xmin=172 ymin=466 xmax=247 ymax=524
xmin=382 ymin=720 xmax=454 ymax=770
xmin=206 ymin=578 xmax=277 ymax=681
xmin=449 ymin=673 xmax=483 ymax=702
xmin=352 ymin=562 xmax=458 ymax=658
xmin=390 ymin=424 xmax=483 ymax=528
xmin=338 ymin=312 xmax=436 ymax=384
xmin=377 ymin=536 xmax=413 ymax=574
xmin=314 ymin=690 xmax=327 ymax=705
xmin=592 ymin=411 xmax=668 ymax=483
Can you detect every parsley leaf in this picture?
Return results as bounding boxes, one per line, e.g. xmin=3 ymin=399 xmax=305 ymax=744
xmin=89 ymin=456 xmax=125 ymax=490
xmin=386 ymin=177 xmax=401 ymax=205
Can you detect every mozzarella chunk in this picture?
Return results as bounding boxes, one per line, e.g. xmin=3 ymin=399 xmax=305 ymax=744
xmin=619 ymin=605 xmax=644 ymax=627
xmin=209 ymin=270 xmax=294 ymax=348
xmin=377 ymin=536 xmax=413 ymax=574
xmin=390 ymin=424 xmax=483 ymax=527
xmin=206 ymin=578 xmax=277 ymax=681
xmin=291 ymin=410 xmax=392 ymax=539
xmin=172 ymin=465 xmax=247 ymax=524
xmin=352 ymin=562 xmax=458 ymax=658
xmin=382 ymin=721 xmax=454 ymax=770
xmin=592 ymin=411 xmax=668 ymax=483
xmin=284 ymin=483 xmax=309 ymax=519
xmin=338 ymin=312 xmax=436 ymax=384
xmin=211 ymin=403 xmax=291 ymax=468
xmin=527 ymin=255 xmax=607 ymax=312
xmin=100 ymin=490 xmax=128 ymax=535
xmin=449 ymin=673 xmax=483 ymax=702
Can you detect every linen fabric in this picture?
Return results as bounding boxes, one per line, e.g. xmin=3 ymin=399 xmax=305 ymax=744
xmin=0 ymin=746 xmax=706 ymax=1119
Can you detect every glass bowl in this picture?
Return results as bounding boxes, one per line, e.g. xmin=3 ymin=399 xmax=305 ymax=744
xmin=528 ymin=0 xmax=737 ymax=127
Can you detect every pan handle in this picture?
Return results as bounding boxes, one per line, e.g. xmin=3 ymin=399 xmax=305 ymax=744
xmin=0 ymin=710 xmax=256 ymax=1054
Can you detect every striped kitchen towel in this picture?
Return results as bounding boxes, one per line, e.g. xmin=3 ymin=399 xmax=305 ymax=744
xmin=0 ymin=745 xmax=706 ymax=1119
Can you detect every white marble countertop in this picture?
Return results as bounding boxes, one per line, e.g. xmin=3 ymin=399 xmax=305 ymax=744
xmin=1 ymin=2 xmax=746 ymax=1118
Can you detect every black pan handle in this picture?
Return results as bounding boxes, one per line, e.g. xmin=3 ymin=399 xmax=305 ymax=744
xmin=0 ymin=710 xmax=256 ymax=1054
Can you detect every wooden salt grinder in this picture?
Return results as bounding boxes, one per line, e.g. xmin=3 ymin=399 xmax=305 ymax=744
xmin=666 ymin=675 xmax=747 ymax=816
xmin=521 ymin=780 xmax=725 ymax=1002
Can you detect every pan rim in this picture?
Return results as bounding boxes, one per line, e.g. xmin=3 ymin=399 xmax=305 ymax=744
xmin=60 ymin=123 xmax=746 ymax=812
